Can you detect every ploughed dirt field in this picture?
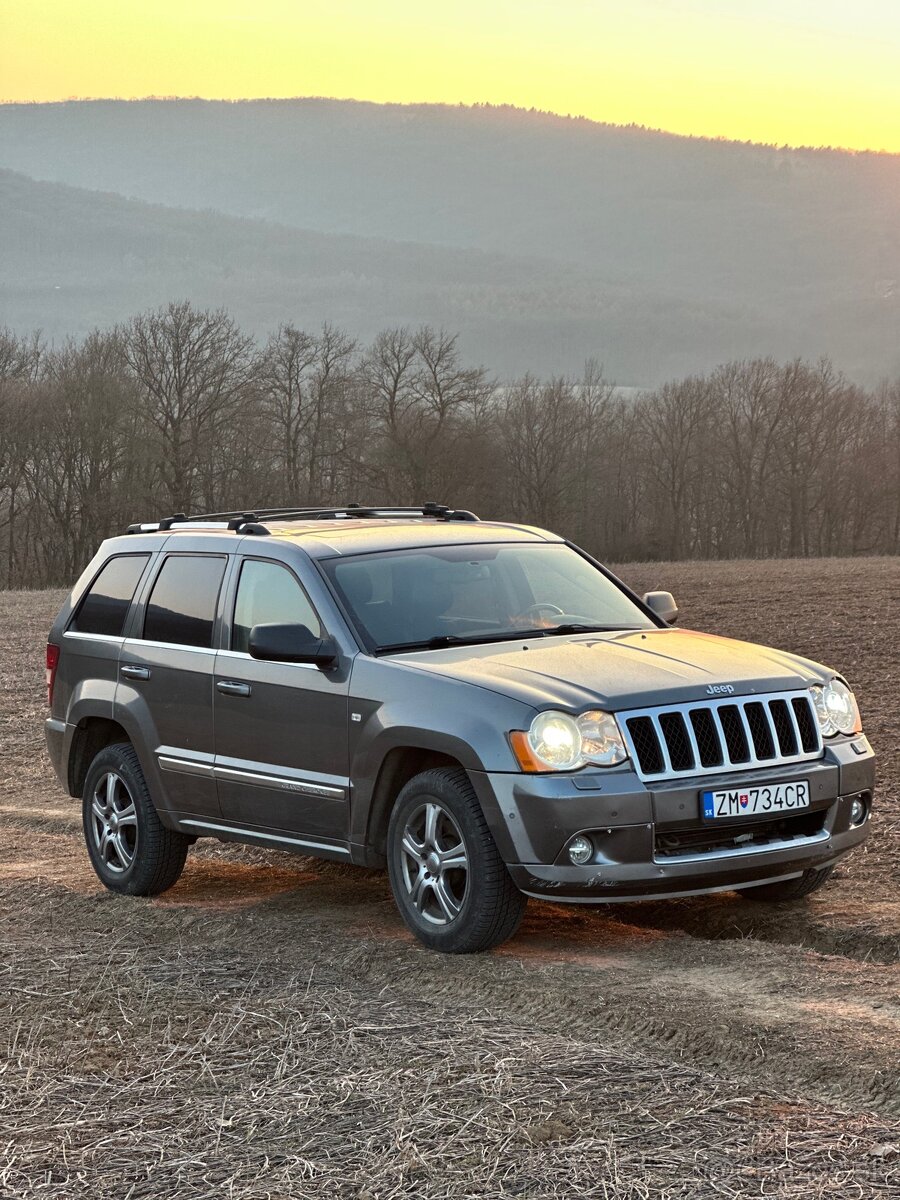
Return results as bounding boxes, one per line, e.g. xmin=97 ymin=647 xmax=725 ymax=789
xmin=2 ymin=557 xmax=900 ymax=1198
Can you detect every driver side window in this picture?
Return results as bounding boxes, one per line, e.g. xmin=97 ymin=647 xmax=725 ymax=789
xmin=232 ymin=559 xmax=323 ymax=654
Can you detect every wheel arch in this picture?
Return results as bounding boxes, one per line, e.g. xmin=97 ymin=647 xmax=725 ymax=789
xmin=67 ymin=716 xmax=132 ymax=798
xmin=361 ymin=746 xmax=464 ymax=866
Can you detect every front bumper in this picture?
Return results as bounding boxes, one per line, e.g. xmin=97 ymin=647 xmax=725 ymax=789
xmin=470 ymin=735 xmax=875 ymax=902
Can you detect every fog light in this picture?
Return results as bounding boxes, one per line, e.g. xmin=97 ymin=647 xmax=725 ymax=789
xmin=849 ymin=797 xmax=868 ymax=828
xmin=568 ymin=835 xmax=593 ymax=865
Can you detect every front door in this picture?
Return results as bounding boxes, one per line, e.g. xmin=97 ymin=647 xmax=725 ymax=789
xmin=213 ymin=556 xmax=351 ymax=843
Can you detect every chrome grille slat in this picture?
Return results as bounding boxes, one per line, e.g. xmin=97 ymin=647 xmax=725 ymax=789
xmin=736 ymin=704 xmax=761 ymax=766
xmin=649 ymin=712 xmax=675 ymax=775
xmin=618 ymin=690 xmax=824 ymax=782
xmin=760 ymin=702 xmax=782 ymax=757
xmin=681 ymin=714 xmax=703 ymax=770
xmin=784 ymin=700 xmax=805 ymax=754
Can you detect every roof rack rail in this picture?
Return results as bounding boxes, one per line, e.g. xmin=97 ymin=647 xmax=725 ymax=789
xmin=124 ymin=502 xmax=479 ymax=535
xmin=125 ymin=511 xmax=271 ymax=536
xmin=250 ymin=502 xmax=480 ymax=523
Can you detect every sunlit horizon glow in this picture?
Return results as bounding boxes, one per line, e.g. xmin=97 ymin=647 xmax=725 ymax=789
xmin=2 ymin=0 xmax=899 ymax=153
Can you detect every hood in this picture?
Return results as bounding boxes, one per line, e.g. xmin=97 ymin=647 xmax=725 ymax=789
xmin=393 ymin=627 xmax=833 ymax=712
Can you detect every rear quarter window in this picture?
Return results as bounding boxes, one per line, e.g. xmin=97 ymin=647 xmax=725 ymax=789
xmin=142 ymin=554 xmax=227 ymax=648
xmin=70 ymin=554 xmax=150 ymax=637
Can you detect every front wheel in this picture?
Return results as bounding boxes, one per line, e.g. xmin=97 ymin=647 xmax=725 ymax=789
xmin=82 ymin=743 xmax=191 ymax=896
xmin=387 ymin=767 xmax=526 ymax=953
xmin=738 ymin=865 xmax=834 ymax=902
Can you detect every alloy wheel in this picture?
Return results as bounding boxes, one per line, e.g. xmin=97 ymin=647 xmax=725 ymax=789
xmin=399 ymin=800 xmax=469 ymax=925
xmin=90 ymin=771 xmax=138 ymax=874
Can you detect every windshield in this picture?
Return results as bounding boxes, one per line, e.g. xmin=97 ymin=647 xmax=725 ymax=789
xmin=323 ymin=543 xmax=654 ymax=652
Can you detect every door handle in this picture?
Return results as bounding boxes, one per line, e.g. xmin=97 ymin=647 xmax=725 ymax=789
xmin=121 ymin=664 xmax=151 ymax=681
xmin=217 ymin=680 xmax=251 ymax=697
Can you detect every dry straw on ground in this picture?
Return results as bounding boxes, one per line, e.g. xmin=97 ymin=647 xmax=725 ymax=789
xmin=2 ymin=558 xmax=899 ymax=1197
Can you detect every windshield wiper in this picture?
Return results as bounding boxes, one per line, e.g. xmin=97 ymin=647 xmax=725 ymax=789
xmin=377 ymin=629 xmax=549 ymax=654
xmin=376 ymin=625 xmax=642 ymax=653
xmin=541 ymin=623 xmax=641 ymax=635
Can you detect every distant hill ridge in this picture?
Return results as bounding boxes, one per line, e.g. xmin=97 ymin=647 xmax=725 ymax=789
xmin=1 ymin=98 xmax=898 ymax=383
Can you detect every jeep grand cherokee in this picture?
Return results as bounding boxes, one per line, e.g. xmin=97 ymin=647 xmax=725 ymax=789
xmin=44 ymin=504 xmax=874 ymax=952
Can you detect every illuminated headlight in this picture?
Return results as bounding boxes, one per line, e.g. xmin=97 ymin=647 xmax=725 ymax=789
xmin=810 ymin=679 xmax=861 ymax=737
xmin=528 ymin=712 xmax=583 ymax=770
xmin=511 ymin=710 xmax=629 ymax=772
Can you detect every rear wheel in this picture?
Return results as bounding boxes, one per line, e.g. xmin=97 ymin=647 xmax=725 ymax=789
xmin=739 ymin=865 xmax=834 ymax=902
xmin=82 ymin=743 xmax=190 ymax=896
xmin=387 ymin=767 xmax=526 ymax=953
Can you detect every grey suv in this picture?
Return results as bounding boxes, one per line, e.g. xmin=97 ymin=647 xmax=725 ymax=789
xmin=45 ymin=505 xmax=875 ymax=952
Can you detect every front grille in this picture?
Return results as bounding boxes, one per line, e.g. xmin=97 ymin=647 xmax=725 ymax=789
xmin=689 ymin=707 xmax=724 ymax=767
xmin=621 ymin=690 xmax=823 ymax=781
xmin=769 ymin=699 xmax=798 ymax=756
xmin=744 ymin=702 xmax=776 ymax=759
xmin=654 ymin=809 xmax=827 ymax=859
xmin=659 ymin=712 xmax=693 ymax=771
xmin=792 ymin=697 xmax=820 ymax=752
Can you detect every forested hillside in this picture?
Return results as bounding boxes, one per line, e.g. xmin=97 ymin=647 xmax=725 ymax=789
xmin=1 ymin=100 xmax=898 ymax=383
xmin=0 ymin=168 xmax=789 ymax=380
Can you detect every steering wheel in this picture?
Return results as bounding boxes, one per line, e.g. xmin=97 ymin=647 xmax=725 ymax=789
xmin=521 ymin=602 xmax=565 ymax=619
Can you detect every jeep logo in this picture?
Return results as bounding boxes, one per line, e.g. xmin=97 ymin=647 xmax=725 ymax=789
xmin=706 ymin=683 xmax=735 ymax=696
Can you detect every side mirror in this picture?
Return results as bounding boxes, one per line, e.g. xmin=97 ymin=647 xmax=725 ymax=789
xmin=643 ymin=591 xmax=679 ymax=625
xmin=248 ymin=622 xmax=338 ymax=668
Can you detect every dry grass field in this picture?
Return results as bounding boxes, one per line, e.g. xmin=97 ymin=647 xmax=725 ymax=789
xmin=2 ymin=557 xmax=900 ymax=1198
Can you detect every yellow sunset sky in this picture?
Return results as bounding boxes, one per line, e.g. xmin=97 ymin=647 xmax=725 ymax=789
xmin=2 ymin=0 xmax=899 ymax=152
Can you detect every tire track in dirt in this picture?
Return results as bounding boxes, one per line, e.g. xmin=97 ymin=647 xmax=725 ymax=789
xmin=351 ymin=909 xmax=900 ymax=1116
xmin=601 ymin=891 xmax=900 ymax=965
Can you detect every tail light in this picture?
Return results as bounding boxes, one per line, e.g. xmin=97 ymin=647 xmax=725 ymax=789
xmin=46 ymin=643 xmax=60 ymax=706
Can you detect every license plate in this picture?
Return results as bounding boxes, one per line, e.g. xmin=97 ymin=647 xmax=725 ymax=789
xmin=701 ymin=780 xmax=810 ymax=820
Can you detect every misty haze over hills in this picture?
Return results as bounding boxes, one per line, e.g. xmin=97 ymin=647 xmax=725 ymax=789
xmin=1 ymin=98 xmax=899 ymax=384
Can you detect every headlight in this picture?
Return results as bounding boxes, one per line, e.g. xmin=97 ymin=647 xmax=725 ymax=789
xmin=510 ymin=709 xmax=629 ymax=772
xmin=578 ymin=710 xmax=630 ymax=766
xmin=810 ymin=679 xmax=861 ymax=737
xmin=527 ymin=711 xmax=583 ymax=770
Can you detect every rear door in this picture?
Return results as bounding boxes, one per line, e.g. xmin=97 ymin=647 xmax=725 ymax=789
xmin=57 ymin=550 xmax=153 ymax=725
xmin=213 ymin=554 xmax=351 ymax=845
xmin=119 ymin=549 xmax=227 ymax=819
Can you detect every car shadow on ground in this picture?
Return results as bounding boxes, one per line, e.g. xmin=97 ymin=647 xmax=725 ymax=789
xmin=149 ymin=845 xmax=900 ymax=964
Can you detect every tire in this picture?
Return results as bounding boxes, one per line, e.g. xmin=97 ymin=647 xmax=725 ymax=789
xmin=387 ymin=766 xmax=527 ymax=953
xmin=82 ymin=742 xmax=191 ymax=896
xmin=738 ymin=865 xmax=834 ymax=903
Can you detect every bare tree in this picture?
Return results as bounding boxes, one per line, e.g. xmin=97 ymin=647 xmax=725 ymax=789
xmin=256 ymin=324 xmax=320 ymax=499
xmin=122 ymin=302 xmax=254 ymax=513
xmin=1 ymin=307 xmax=898 ymax=588
xmin=22 ymin=333 xmax=139 ymax=583
xmin=639 ymin=375 xmax=716 ymax=559
xmin=363 ymin=327 xmax=492 ymax=500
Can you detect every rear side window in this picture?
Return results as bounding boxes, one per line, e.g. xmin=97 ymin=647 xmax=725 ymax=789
xmin=71 ymin=555 xmax=150 ymax=637
xmin=142 ymin=555 xmax=226 ymax=648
